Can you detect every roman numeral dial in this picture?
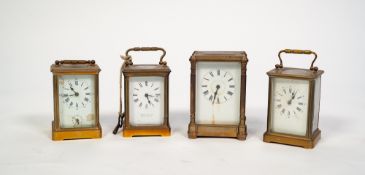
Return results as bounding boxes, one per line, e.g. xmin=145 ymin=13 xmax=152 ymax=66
xmin=201 ymin=69 xmax=235 ymax=104
xmin=132 ymin=80 xmax=161 ymax=109
xmin=59 ymin=79 xmax=93 ymax=110
xmin=274 ymin=86 xmax=307 ymax=118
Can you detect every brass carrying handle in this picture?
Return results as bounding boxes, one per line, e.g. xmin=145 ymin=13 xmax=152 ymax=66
xmin=55 ymin=60 xmax=95 ymax=65
xmin=277 ymin=49 xmax=318 ymax=71
xmin=124 ymin=47 xmax=167 ymax=65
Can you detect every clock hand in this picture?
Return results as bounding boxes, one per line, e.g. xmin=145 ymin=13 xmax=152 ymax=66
xmin=288 ymin=91 xmax=296 ymax=105
xmin=212 ymin=85 xmax=220 ymax=104
xmin=69 ymin=84 xmax=80 ymax=97
xmin=144 ymin=93 xmax=151 ymax=104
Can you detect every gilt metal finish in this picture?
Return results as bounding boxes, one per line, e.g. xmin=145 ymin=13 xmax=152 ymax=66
xmin=188 ymin=51 xmax=248 ymax=140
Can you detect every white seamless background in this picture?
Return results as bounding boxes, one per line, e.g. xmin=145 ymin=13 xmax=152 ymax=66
xmin=0 ymin=0 xmax=364 ymax=175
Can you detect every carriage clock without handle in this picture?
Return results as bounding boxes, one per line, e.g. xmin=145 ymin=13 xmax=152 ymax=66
xmin=51 ymin=60 xmax=102 ymax=140
xmin=188 ymin=51 xmax=248 ymax=140
xmin=113 ymin=47 xmax=171 ymax=137
xmin=263 ymin=49 xmax=324 ymax=148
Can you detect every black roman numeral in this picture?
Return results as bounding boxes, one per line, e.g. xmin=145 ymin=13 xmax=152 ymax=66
xmin=227 ymin=91 xmax=233 ymax=96
xmin=203 ymin=90 xmax=209 ymax=95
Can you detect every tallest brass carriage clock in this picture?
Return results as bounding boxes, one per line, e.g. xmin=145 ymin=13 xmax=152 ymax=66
xmin=188 ymin=51 xmax=248 ymax=140
xmin=263 ymin=49 xmax=324 ymax=148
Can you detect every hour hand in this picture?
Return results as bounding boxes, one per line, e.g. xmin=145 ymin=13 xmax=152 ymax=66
xmin=144 ymin=93 xmax=152 ymax=104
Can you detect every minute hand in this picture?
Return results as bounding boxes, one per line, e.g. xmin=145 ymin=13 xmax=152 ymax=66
xmin=212 ymin=85 xmax=220 ymax=104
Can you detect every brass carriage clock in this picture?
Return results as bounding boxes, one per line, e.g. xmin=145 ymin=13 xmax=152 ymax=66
xmin=263 ymin=49 xmax=324 ymax=148
xmin=50 ymin=60 xmax=102 ymax=140
xmin=113 ymin=47 xmax=171 ymax=137
xmin=188 ymin=51 xmax=248 ymax=140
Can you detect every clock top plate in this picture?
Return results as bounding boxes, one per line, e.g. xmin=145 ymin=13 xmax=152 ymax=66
xmin=51 ymin=62 xmax=100 ymax=74
xmin=122 ymin=64 xmax=171 ymax=73
xmin=191 ymin=51 xmax=248 ymax=62
xmin=267 ymin=67 xmax=324 ymax=79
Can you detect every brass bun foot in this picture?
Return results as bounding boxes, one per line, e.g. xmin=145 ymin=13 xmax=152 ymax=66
xmin=123 ymin=128 xmax=171 ymax=137
xmin=263 ymin=129 xmax=321 ymax=149
xmin=52 ymin=121 xmax=102 ymax=141
xmin=188 ymin=123 xmax=197 ymax=139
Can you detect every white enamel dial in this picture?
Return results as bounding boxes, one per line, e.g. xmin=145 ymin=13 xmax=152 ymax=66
xmin=128 ymin=76 xmax=164 ymax=126
xmin=195 ymin=62 xmax=241 ymax=125
xmin=58 ymin=75 xmax=96 ymax=128
xmin=270 ymin=78 xmax=309 ymax=136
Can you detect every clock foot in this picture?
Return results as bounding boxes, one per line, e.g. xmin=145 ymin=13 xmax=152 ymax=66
xmin=52 ymin=121 xmax=102 ymax=141
xmin=123 ymin=128 xmax=171 ymax=137
xmin=188 ymin=123 xmax=197 ymax=139
xmin=191 ymin=124 xmax=245 ymax=140
xmin=237 ymin=123 xmax=247 ymax=140
xmin=263 ymin=130 xmax=321 ymax=149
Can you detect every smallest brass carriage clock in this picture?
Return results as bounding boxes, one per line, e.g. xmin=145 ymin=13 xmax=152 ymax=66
xmin=263 ymin=49 xmax=324 ymax=148
xmin=51 ymin=60 xmax=102 ymax=140
xmin=113 ymin=47 xmax=171 ymax=137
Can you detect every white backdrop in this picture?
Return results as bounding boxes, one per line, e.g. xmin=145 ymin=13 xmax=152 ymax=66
xmin=1 ymin=0 xmax=364 ymax=174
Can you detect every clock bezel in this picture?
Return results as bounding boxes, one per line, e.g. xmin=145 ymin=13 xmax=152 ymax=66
xmin=50 ymin=60 xmax=102 ymax=140
xmin=188 ymin=51 xmax=248 ymax=140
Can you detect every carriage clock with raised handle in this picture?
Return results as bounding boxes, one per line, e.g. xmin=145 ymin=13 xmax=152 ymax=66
xmin=188 ymin=51 xmax=248 ymax=140
xmin=263 ymin=49 xmax=324 ymax=148
xmin=113 ymin=47 xmax=171 ymax=137
xmin=50 ymin=60 xmax=102 ymax=140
